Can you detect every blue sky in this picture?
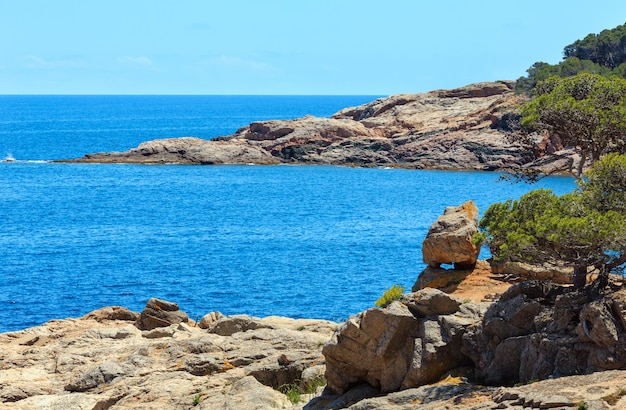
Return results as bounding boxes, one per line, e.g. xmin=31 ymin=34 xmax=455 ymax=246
xmin=2 ymin=1 xmax=626 ymax=95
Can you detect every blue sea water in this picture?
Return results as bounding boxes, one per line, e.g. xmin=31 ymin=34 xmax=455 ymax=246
xmin=0 ymin=96 xmax=576 ymax=333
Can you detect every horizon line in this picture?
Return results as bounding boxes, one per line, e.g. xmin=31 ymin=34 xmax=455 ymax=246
xmin=0 ymin=93 xmax=390 ymax=97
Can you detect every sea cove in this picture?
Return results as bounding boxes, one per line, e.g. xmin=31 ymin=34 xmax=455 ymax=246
xmin=0 ymin=95 xmax=577 ymax=333
xmin=0 ymin=160 xmax=575 ymax=333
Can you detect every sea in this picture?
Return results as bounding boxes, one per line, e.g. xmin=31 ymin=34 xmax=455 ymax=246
xmin=0 ymin=95 xmax=576 ymax=333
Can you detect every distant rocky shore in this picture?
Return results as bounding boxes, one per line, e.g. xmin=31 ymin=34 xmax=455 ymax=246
xmin=63 ymin=81 xmax=577 ymax=174
xmin=3 ymin=202 xmax=626 ymax=409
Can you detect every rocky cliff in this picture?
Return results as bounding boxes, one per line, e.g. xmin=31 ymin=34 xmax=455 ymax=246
xmin=66 ymin=81 xmax=563 ymax=171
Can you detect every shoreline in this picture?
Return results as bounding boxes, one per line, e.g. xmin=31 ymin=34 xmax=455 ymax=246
xmin=58 ymin=80 xmax=580 ymax=177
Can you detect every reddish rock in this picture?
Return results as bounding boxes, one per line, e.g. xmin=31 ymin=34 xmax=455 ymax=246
xmin=66 ymin=81 xmax=575 ymax=173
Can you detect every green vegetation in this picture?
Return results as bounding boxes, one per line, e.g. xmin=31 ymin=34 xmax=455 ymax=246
xmin=192 ymin=393 xmax=201 ymax=406
xmin=479 ymin=154 xmax=626 ymax=289
xmin=375 ymin=284 xmax=405 ymax=307
xmin=279 ymin=383 xmax=302 ymax=404
xmin=520 ymin=73 xmax=626 ymax=176
xmin=577 ymin=401 xmax=589 ymax=410
xmin=278 ymin=376 xmax=327 ymax=404
xmin=517 ymin=23 xmax=626 ymax=94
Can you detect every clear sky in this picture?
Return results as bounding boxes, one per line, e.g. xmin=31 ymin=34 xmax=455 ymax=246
xmin=2 ymin=1 xmax=626 ymax=95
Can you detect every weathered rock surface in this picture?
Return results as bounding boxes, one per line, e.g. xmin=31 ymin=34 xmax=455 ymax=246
xmin=3 ymin=282 xmax=626 ymax=409
xmin=412 ymin=260 xmax=511 ymax=303
xmin=307 ymin=369 xmax=626 ymax=409
xmin=3 ymin=253 xmax=626 ymax=409
xmin=491 ymin=260 xmax=573 ymax=284
xmin=0 ymin=304 xmax=337 ymax=409
xmin=422 ymin=200 xmax=480 ymax=268
xmin=462 ymin=280 xmax=626 ymax=386
xmin=66 ymin=81 xmax=572 ymax=172
xmin=322 ymin=288 xmax=487 ymax=394
xmin=76 ymin=136 xmax=281 ymax=165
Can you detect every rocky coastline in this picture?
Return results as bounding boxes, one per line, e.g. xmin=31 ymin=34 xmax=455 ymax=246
xmin=63 ymin=81 xmax=577 ymax=174
xmin=3 ymin=202 xmax=626 ymax=409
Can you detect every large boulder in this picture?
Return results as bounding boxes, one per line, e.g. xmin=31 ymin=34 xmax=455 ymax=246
xmin=136 ymin=298 xmax=189 ymax=330
xmin=323 ymin=289 xmax=486 ymax=394
xmin=323 ymin=302 xmax=418 ymax=394
xmin=422 ymin=201 xmax=480 ymax=268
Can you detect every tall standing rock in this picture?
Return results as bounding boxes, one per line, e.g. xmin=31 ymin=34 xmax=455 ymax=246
xmin=422 ymin=200 xmax=480 ymax=268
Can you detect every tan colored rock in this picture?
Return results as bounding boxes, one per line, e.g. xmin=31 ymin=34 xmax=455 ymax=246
xmin=323 ymin=302 xmax=419 ymax=394
xmin=0 ymin=307 xmax=336 ymax=409
xmin=400 ymin=288 xmax=463 ymax=317
xmin=323 ymin=291 xmax=485 ymax=395
xmin=308 ymin=370 xmax=626 ymax=409
xmin=81 ymin=305 xmax=139 ymax=322
xmin=199 ymin=376 xmax=291 ymax=409
xmin=74 ymin=136 xmax=281 ymax=165
xmin=462 ymin=281 xmax=626 ymax=386
xmin=491 ymin=260 xmax=573 ymax=284
xmin=198 ymin=310 xmax=225 ymax=329
xmin=412 ymin=260 xmax=512 ymax=304
xmin=422 ymin=200 xmax=480 ymax=268
xmin=208 ymin=314 xmax=272 ymax=336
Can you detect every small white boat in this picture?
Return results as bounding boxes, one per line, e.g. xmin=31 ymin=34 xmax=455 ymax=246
xmin=2 ymin=154 xmax=15 ymax=162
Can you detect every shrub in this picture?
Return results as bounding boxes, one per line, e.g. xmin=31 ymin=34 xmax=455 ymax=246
xmin=279 ymin=383 xmax=301 ymax=404
xmin=375 ymin=284 xmax=405 ymax=308
xmin=277 ymin=376 xmax=327 ymax=404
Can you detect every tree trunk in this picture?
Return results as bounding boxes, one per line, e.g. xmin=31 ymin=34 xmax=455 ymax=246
xmin=576 ymin=151 xmax=586 ymax=178
xmin=573 ymin=263 xmax=587 ymax=290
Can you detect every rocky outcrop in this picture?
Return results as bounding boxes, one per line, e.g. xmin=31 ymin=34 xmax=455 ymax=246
xmin=136 ymin=297 xmax=189 ymax=330
xmin=77 ymin=137 xmax=281 ymax=165
xmin=491 ymin=260 xmax=573 ymax=284
xmin=322 ymin=288 xmax=487 ymax=394
xmin=3 ymin=282 xmax=626 ymax=409
xmin=462 ymin=280 xmax=626 ymax=385
xmin=0 ymin=302 xmax=337 ymax=409
xmin=320 ymin=257 xmax=626 ymax=404
xmin=421 ymin=200 xmax=480 ymax=268
xmin=65 ymin=81 xmax=570 ymax=172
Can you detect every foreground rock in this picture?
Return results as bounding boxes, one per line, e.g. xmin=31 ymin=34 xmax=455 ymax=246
xmin=318 ymin=278 xmax=626 ymax=409
xmin=65 ymin=81 xmax=572 ymax=172
xmin=308 ymin=369 xmax=626 ymax=409
xmin=322 ymin=288 xmax=488 ymax=394
xmin=0 ymin=304 xmax=337 ymax=409
xmin=3 ymin=279 xmax=626 ymax=409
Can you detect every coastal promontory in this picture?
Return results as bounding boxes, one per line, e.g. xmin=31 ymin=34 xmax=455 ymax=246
xmin=66 ymin=81 xmax=569 ymax=172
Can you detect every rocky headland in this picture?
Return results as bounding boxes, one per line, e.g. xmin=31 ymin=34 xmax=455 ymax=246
xmin=64 ymin=81 xmax=575 ymax=173
xmin=3 ymin=202 xmax=626 ymax=409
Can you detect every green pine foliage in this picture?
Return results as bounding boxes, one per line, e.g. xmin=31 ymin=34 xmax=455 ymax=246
xmin=516 ymin=23 xmax=626 ymax=94
xmin=519 ymin=73 xmax=626 ymax=176
xmin=480 ymin=154 xmax=626 ymax=287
